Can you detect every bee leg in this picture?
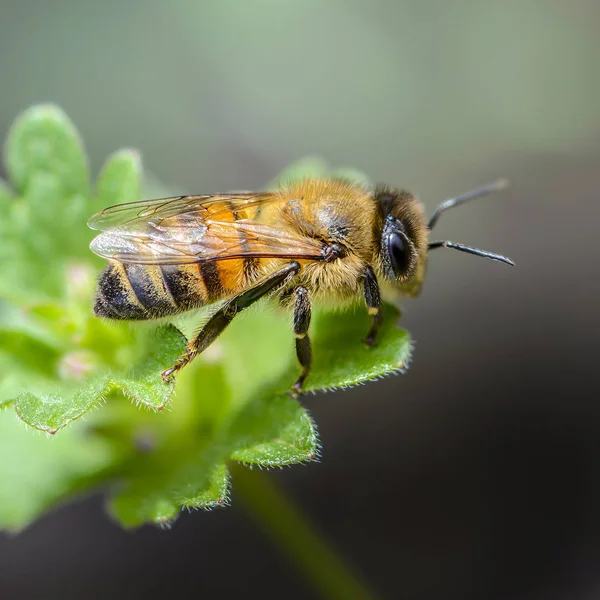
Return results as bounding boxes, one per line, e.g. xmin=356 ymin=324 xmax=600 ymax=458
xmin=363 ymin=265 xmax=382 ymax=347
xmin=161 ymin=261 xmax=301 ymax=382
xmin=291 ymin=286 xmax=312 ymax=396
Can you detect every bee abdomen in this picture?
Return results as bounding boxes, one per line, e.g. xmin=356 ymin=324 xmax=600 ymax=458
xmin=160 ymin=264 xmax=211 ymax=310
xmin=94 ymin=262 xmax=196 ymax=320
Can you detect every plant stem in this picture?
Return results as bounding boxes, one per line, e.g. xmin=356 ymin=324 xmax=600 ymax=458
xmin=230 ymin=462 xmax=378 ymax=600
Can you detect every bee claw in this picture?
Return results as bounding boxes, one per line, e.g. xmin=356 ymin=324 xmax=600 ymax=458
xmin=161 ymin=367 xmax=177 ymax=383
xmin=289 ymin=381 xmax=304 ymax=399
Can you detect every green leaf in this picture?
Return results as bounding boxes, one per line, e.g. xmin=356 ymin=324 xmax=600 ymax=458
xmin=228 ymin=303 xmax=408 ymax=465
xmin=229 ymin=394 xmax=319 ymax=466
xmin=267 ymin=156 xmax=330 ymax=188
xmin=4 ymin=104 xmax=89 ymax=197
xmin=110 ymin=461 xmax=230 ymax=528
xmin=0 ymin=105 xmax=93 ymax=300
xmin=110 ymin=490 xmax=181 ymax=529
xmin=95 ymin=148 xmax=142 ymax=209
xmin=106 ymin=364 xmax=233 ymax=527
xmin=0 ymin=329 xmax=62 ymax=377
xmin=14 ymin=378 xmax=110 ymax=435
xmin=181 ymin=463 xmax=230 ymax=509
xmin=113 ymin=325 xmax=185 ymax=411
xmin=304 ymin=303 xmax=411 ymax=392
xmin=9 ymin=326 xmax=186 ymax=434
xmin=0 ymin=178 xmax=12 ymax=203
xmin=0 ymin=354 xmax=53 ymax=408
xmin=267 ymin=159 xmax=372 ymax=189
xmin=331 ymin=166 xmax=373 ymax=187
xmin=0 ymin=417 xmax=116 ymax=532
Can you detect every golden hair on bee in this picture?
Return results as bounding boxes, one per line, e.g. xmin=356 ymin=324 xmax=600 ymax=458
xmin=88 ymin=176 xmax=513 ymax=394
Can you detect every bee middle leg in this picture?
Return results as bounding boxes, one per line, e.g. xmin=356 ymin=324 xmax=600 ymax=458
xmin=162 ymin=261 xmax=301 ymax=381
xmin=363 ymin=265 xmax=382 ymax=346
xmin=291 ymin=286 xmax=312 ymax=396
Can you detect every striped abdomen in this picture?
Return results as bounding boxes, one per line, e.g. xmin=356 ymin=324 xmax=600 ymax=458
xmin=93 ymin=259 xmax=256 ymax=320
xmin=94 ymin=197 xmax=268 ymax=320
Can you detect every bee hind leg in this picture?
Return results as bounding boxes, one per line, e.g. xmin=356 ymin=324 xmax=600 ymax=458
xmin=161 ymin=349 xmax=194 ymax=382
xmin=161 ymin=261 xmax=301 ymax=382
xmin=291 ymin=286 xmax=312 ymax=396
xmin=363 ymin=266 xmax=382 ymax=346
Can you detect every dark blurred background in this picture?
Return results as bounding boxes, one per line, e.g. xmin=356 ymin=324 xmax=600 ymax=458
xmin=1 ymin=1 xmax=599 ymax=598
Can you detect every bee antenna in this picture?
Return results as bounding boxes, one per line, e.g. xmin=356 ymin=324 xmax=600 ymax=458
xmin=428 ymin=240 xmax=515 ymax=266
xmin=428 ymin=178 xmax=510 ymax=230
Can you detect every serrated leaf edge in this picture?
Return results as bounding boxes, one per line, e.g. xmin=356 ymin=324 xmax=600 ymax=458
xmin=10 ymin=376 xmax=175 ymax=434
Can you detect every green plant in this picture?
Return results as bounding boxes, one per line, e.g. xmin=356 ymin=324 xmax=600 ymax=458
xmin=0 ymin=105 xmax=411 ymax=533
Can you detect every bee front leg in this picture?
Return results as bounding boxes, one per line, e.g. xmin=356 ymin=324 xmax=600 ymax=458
xmin=363 ymin=265 xmax=382 ymax=346
xmin=291 ymin=286 xmax=312 ymax=396
xmin=161 ymin=261 xmax=301 ymax=382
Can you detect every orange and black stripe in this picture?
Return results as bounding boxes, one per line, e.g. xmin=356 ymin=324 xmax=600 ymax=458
xmin=94 ymin=262 xmax=149 ymax=320
xmin=94 ymin=202 xmax=267 ymax=321
xmin=199 ymin=200 xmax=246 ymax=297
xmin=160 ymin=264 xmax=209 ymax=310
xmin=225 ymin=199 xmax=261 ymax=283
xmin=94 ymin=260 xmax=213 ymax=321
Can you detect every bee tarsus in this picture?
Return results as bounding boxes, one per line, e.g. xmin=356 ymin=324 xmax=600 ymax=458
xmin=161 ymin=365 xmax=179 ymax=383
xmin=292 ymin=286 xmax=312 ymax=395
xmin=362 ymin=265 xmax=382 ymax=347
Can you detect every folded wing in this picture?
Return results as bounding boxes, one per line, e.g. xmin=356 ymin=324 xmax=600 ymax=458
xmin=88 ymin=193 xmax=325 ymax=265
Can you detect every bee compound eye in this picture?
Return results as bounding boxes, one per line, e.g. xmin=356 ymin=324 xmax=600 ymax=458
xmin=387 ymin=232 xmax=410 ymax=275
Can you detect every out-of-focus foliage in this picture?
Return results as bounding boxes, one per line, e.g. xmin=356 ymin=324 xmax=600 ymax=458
xmin=0 ymin=106 xmax=411 ymax=530
xmin=1 ymin=1 xmax=596 ymax=195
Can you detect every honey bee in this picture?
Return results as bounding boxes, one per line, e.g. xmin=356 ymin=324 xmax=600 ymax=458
xmin=88 ymin=177 xmax=513 ymax=393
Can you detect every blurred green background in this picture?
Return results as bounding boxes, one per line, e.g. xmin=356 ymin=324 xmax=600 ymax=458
xmin=2 ymin=0 xmax=597 ymax=192
xmin=1 ymin=1 xmax=599 ymax=599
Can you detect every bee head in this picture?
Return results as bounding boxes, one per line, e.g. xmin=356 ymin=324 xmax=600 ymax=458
xmin=374 ymin=187 xmax=428 ymax=286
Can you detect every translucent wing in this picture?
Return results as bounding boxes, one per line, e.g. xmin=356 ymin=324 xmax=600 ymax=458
xmin=88 ymin=193 xmax=271 ymax=231
xmin=88 ymin=193 xmax=326 ymax=265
